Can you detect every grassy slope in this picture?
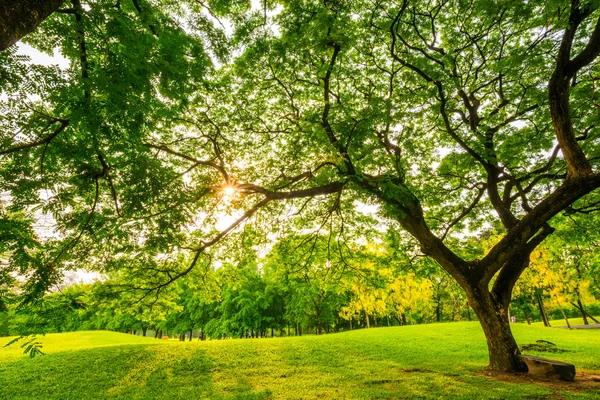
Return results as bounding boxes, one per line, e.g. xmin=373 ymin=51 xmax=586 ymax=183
xmin=532 ymin=317 xmax=600 ymax=327
xmin=0 ymin=322 xmax=599 ymax=399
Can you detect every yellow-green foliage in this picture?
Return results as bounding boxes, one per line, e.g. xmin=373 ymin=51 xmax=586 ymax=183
xmin=1 ymin=322 xmax=599 ymax=399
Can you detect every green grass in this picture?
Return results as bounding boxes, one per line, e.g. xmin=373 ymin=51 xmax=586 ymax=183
xmin=0 ymin=322 xmax=599 ymax=399
xmin=532 ymin=316 xmax=600 ymax=327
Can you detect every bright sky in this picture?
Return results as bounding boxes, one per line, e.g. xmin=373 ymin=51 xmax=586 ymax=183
xmin=16 ymin=43 xmax=70 ymax=69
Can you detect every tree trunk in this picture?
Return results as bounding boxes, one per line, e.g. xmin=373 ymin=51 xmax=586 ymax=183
xmin=189 ymin=329 xmax=193 ymax=341
xmin=573 ymin=305 xmax=600 ymax=324
xmin=535 ymin=291 xmax=551 ymax=327
xmin=451 ymin=299 xmax=456 ymax=321
xmin=557 ymin=302 xmax=572 ymax=329
xmin=142 ymin=327 xmax=147 ymax=337
xmin=576 ymin=299 xmax=589 ymax=325
xmin=468 ymin=288 xmax=526 ymax=372
xmin=401 ymin=313 xmax=407 ymax=326
xmin=365 ymin=312 xmax=370 ymax=328
xmin=0 ymin=0 xmax=67 ymax=50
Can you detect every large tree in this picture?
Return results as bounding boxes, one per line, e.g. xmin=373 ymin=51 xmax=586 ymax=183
xmin=2 ymin=0 xmax=600 ymax=373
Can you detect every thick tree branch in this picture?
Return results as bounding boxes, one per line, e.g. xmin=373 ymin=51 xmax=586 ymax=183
xmin=441 ymin=184 xmax=486 ymax=241
xmin=0 ymin=0 xmax=66 ymax=50
xmin=236 ymin=181 xmax=345 ymax=200
xmin=97 ymin=152 xmax=123 ymax=217
xmin=0 ymin=119 xmax=69 ymax=155
xmin=491 ymin=224 xmax=555 ymax=306
xmin=568 ymin=10 xmax=600 ymax=75
xmin=481 ymin=175 xmax=600 ymax=280
xmin=144 ymin=142 xmax=230 ymax=182
xmin=549 ymin=1 xmax=600 ymax=178
xmin=321 ymin=36 xmax=355 ymax=175
xmin=132 ymin=0 xmax=157 ymax=36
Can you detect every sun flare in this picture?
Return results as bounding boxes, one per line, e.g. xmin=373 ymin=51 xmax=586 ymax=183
xmin=221 ymin=185 xmax=238 ymax=201
xmin=223 ymin=186 xmax=236 ymax=197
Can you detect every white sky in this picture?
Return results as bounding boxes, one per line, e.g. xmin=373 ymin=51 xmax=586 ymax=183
xmin=16 ymin=43 xmax=70 ymax=69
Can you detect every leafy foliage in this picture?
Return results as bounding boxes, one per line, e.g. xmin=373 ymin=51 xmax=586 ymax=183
xmin=4 ymin=334 xmax=45 ymax=358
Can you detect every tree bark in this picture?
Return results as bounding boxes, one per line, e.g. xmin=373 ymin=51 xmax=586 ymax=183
xmin=570 ymin=302 xmax=599 ymax=323
xmin=467 ymin=286 xmax=526 ymax=372
xmin=548 ymin=2 xmax=600 ymax=179
xmin=557 ymin=301 xmax=572 ymax=329
xmin=576 ymin=299 xmax=589 ymax=325
xmin=0 ymin=0 xmax=67 ymax=51
xmin=536 ymin=291 xmax=551 ymax=327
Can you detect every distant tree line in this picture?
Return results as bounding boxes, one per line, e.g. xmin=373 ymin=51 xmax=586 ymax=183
xmin=3 ymin=228 xmax=598 ymax=338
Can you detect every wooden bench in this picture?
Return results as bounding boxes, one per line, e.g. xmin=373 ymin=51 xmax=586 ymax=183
xmin=518 ymin=355 xmax=576 ymax=381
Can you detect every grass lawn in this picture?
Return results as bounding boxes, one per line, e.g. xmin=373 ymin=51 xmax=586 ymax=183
xmin=532 ymin=317 xmax=600 ymax=327
xmin=0 ymin=321 xmax=599 ymax=399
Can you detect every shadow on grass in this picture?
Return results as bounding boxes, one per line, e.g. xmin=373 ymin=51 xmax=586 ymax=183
xmin=0 ymin=343 xmax=271 ymax=400
xmin=2 ymin=327 xmax=600 ymax=399
xmin=274 ymin=326 xmax=599 ymax=399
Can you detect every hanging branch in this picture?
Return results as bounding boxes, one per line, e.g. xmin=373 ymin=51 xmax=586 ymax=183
xmin=52 ymin=177 xmax=100 ymax=264
xmin=0 ymin=119 xmax=69 ymax=155
xmin=97 ymin=152 xmax=123 ymax=217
